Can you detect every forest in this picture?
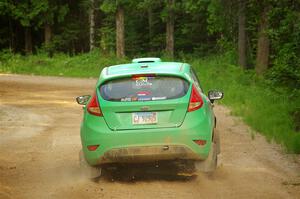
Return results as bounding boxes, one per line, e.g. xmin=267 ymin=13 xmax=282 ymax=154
xmin=0 ymin=0 xmax=299 ymax=152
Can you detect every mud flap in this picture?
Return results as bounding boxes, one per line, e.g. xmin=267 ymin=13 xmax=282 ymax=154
xmin=194 ymin=142 xmax=217 ymax=173
xmin=79 ymin=150 xmax=102 ymax=179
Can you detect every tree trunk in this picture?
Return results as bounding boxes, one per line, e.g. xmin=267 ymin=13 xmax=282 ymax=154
xmin=44 ymin=23 xmax=52 ymax=45
xmin=116 ymin=5 xmax=125 ymax=58
xmin=25 ymin=27 xmax=32 ymax=54
xmin=166 ymin=0 xmax=174 ymax=58
xmin=9 ymin=18 xmax=14 ymax=52
xmin=238 ymin=0 xmax=247 ymax=69
xmin=255 ymin=6 xmax=270 ymax=75
xmin=148 ymin=7 xmax=153 ymax=51
xmin=89 ymin=0 xmax=95 ymax=51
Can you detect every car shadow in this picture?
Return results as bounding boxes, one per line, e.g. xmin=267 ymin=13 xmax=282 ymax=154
xmin=93 ymin=160 xmax=198 ymax=183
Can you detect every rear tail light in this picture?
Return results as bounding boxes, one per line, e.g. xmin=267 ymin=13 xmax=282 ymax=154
xmin=87 ymin=93 xmax=103 ymax=116
xmin=188 ymin=85 xmax=204 ymax=112
xmin=87 ymin=145 xmax=99 ymax=151
xmin=193 ymin=140 xmax=207 ymax=146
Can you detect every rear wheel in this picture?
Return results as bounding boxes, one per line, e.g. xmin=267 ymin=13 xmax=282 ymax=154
xmin=194 ymin=142 xmax=217 ymax=173
xmin=79 ymin=150 xmax=102 ymax=179
xmin=214 ymin=129 xmax=221 ymax=154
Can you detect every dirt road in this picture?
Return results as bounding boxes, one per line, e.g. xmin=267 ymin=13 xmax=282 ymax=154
xmin=0 ymin=74 xmax=299 ymax=199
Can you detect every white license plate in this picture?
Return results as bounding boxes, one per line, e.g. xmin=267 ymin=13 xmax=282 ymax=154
xmin=132 ymin=112 xmax=157 ymax=125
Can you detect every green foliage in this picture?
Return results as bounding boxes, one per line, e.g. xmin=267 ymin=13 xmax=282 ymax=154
xmin=244 ymin=0 xmax=300 ymax=87
xmin=190 ymin=53 xmax=300 ymax=153
xmin=0 ymin=49 xmax=128 ymax=77
xmin=9 ymin=0 xmax=48 ymax=27
xmin=99 ymin=14 xmax=116 ymax=54
xmin=40 ymin=1 xmax=91 ymax=55
xmin=0 ymin=49 xmax=15 ymax=62
xmin=266 ymin=2 xmax=300 ymax=89
xmin=41 ymin=1 xmax=69 ymax=26
xmin=207 ymin=0 xmax=223 ymax=35
xmin=100 ymin=0 xmax=128 ymax=13
xmin=0 ymin=0 xmax=12 ymax=15
xmin=136 ymin=0 xmax=162 ymax=10
xmin=100 ymin=0 xmax=117 ymax=13
xmin=207 ymin=0 xmax=237 ymax=40
xmin=181 ymin=0 xmax=208 ymax=13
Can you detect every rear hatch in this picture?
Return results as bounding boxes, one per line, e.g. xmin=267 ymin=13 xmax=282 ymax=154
xmin=98 ymin=75 xmax=190 ymax=130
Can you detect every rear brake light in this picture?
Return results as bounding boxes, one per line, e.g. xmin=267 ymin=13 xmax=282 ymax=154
xmin=132 ymin=74 xmax=156 ymax=80
xmin=87 ymin=145 xmax=99 ymax=151
xmin=188 ymin=85 xmax=204 ymax=112
xmin=193 ymin=140 xmax=207 ymax=146
xmin=87 ymin=93 xmax=103 ymax=116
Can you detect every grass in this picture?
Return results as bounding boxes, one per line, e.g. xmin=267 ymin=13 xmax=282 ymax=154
xmin=1 ymin=51 xmax=299 ymax=153
xmin=0 ymin=50 xmax=128 ymax=78
xmin=189 ymin=54 xmax=300 ymax=153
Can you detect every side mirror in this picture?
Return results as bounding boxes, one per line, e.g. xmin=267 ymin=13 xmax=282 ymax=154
xmin=208 ymin=90 xmax=223 ymax=103
xmin=76 ymin=95 xmax=91 ymax=105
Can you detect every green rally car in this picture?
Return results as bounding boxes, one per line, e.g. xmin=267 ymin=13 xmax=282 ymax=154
xmin=76 ymin=57 xmax=223 ymax=178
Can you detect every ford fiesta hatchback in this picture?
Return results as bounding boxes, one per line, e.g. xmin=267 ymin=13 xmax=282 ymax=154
xmin=76 ymin=57 xmax=223 ymax=178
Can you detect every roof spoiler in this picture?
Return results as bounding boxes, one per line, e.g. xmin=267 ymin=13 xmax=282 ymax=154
xmin=132 ymin=57 xmax=161 ymax=63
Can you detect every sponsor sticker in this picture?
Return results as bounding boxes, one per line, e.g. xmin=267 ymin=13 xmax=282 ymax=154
xmin=137 ymin=91 xmax=152 ymax=96
xmin=121 ymin=97 xmax=131 ymax=102
xmin=138 ymin=96 xmax=152 ymax=101
xmin=134 ymin=77 xmax=153 ymax=87
xmin=131 ymin=96 xmax=138 ymax=101
xmin=152 ymin=96 xmax=167 ymax=100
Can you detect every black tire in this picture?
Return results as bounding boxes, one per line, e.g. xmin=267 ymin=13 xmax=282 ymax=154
xmin=214 ymin=129 xmax=221 ymax=155
xmin=79 ymin=150 xmax=102 ymax=179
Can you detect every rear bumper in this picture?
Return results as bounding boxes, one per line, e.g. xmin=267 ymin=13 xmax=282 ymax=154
xmin=99 ymin=145 xmax=201 ymax=164
xmin=80 ymin=108 xmax=214 ymax=166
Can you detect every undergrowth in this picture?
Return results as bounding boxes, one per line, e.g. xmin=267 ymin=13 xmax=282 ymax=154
xmin=190 ymin=54 xmax=300 ymax=153
xmin=0 ymin=50 xmax=128 ymax=77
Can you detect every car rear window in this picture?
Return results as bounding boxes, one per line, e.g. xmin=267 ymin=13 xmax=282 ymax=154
xmin=99 ymin=75 xmax=189 ymax=102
